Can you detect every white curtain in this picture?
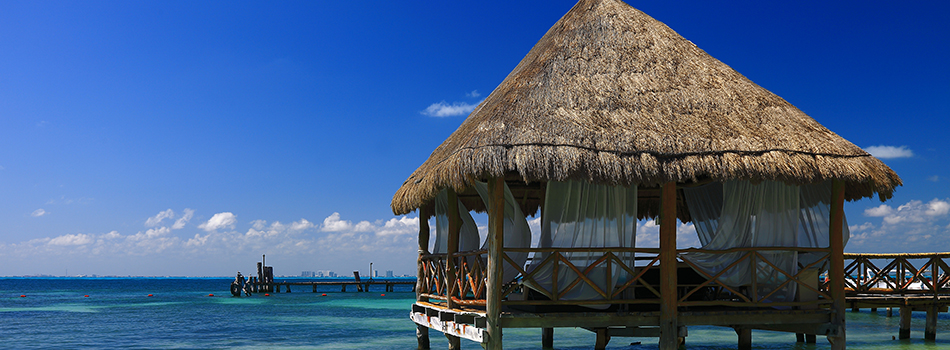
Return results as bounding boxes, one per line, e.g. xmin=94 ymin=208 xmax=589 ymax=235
xmin=432 ymin=184 xmax=533 ymax=284
xmin=432 ymin=189 xmax=480 ymax=254
xmin=681 ymin=180 xmax=849 ymax=303
xmin=524 ymin=180 xmax=638 ymax=305
xmin=472 ymin=182 xmax=532 ymax=284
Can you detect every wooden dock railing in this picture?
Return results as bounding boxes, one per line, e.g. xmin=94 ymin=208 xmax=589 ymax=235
xmin=839 ymin=252 xmax=950 ymax=295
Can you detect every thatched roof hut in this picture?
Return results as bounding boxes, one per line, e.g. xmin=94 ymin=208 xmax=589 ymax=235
xmin=391 ymin=0 xmax=900 ymax=216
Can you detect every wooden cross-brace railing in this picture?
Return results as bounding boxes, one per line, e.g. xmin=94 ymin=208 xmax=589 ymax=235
xmin=840 ymin=252 xmax=950 ymax=295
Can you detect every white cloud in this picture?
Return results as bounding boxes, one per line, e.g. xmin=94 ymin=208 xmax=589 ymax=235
xmin=864 ymin=145 xmax=913 ymax=159
xmin=929 ymin=175 xmax=940 ymax=182
xmin=146 ymin=209 xmax=174 ymax=227
xmin=376 ymin=216 xmax=418 ymax=236
xmin=48 ymin=233 xmax=93 ymax=246
xmin=421 ymin=101 xmax=479 ymax=117
xmin=31 ymin=209 xmax=47 ymax=217
xmin=849 ymin=198 xmax=950 ymax=251
xmin=198 ymin=212 xmax=237 ymax=232
xmin=290 ymin=219 xmax=315 ymax=232
xmin=467 ymin=90 xmax=481 ymax=98
xmin=864 ymin=204 xmax=895 ymax=217
xmin=172 ymin=209 xmax=194 ymax=229
xmin=321 ymin=212 xmax=353 ymax=232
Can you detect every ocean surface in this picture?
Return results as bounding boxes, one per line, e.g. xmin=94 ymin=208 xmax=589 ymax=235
xmin=1 ymin=277 xmax=947 ymax=349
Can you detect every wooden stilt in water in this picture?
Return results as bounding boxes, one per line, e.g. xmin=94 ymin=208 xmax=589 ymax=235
xmin=353 ymin=271 xmax=364 ymax=292
xmin=659 ymin=182 xmax=679 ymax=350
xmin=871 ymin=307 xmax=877 ymax=313
xmin=416 ymin=325 xmax=430 ymax=350
xmin=887 ymin=307 xmax=893 ymax=317
xmin=796 ymin=333 xmax=805 ymax=343
xmin=899 ymin=305 xmax=912 ymax=339
xmin=925 ymin=304 xmax=938 ymax=341
xmin=594 ymin=328 xmax=610 ymax=350
xmin=542 ymin=328 xmax=554 ymax=349
xmin=806 ymin=334 xmax=816 ymax=343
xmin=736 ymin=328 xmax=751 ymax=350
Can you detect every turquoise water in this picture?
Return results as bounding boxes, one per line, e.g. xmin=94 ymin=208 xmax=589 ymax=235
xmin=1 ymin=278 xmax=947 ymax=349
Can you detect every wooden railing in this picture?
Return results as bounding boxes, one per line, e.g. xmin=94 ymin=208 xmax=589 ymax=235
xmin=420 ymin=247 xmax=841 ymax=309
xmin=677 ymin=247 xmax=833 ymax=308
xmin=840 ymin=253 xmax=950 ymax=295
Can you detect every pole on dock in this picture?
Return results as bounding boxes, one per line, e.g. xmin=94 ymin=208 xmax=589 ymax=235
xmin=353 ymin=271 xmax=363 ymax=292
xmin=445 ymin=188 xmax=461 ymax=350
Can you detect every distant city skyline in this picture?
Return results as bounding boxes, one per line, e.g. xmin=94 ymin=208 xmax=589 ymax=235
xmin=1 ymin=1 xmax=947 ymax=276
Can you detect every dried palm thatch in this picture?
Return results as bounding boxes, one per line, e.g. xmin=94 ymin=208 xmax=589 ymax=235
xmin=392 ymin=0 xmax=901 ymax=215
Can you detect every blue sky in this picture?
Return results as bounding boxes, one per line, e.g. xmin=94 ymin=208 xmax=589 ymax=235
xmin=1 ymin=1 xmax=947 ymax=277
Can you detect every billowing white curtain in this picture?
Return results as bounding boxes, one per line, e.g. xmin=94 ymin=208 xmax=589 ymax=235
xmin=432 ymin=189 xmax=480 ymax=254
xmin=681 ymin=180 xmax=849 ymax=303
xmin=432 ymin=183 xmax=533 ymax=284
xmin=472 ymin=182 xmax=532 ymax=283
xmin=524 ymin=180 xmax=638 ymax=305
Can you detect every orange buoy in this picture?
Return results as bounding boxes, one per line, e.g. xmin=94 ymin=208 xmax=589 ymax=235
xmin=147 ymin=294 xmax=153 ymax=297
xmin=321 ymin=293 xmax=327 ymax=296
xmin=84 ymin=295 xmax=89 ymax=298
xmin=381 ymin=294 xmax=385 ymax=297
xmin=265 ymin=293 xmax=270 ymax=296
xmin=20 ymin=295 xmax=26 ymax=298
xmin=208 ymin=294 xmax=214 ymax=297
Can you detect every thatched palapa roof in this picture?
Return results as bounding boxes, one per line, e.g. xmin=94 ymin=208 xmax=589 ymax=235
xmin=391 ymin=0 xmax=901 ymax=216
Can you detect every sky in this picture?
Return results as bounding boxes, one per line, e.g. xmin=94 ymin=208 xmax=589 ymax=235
xmin=1 ymin=0 xmax=947 ymax=277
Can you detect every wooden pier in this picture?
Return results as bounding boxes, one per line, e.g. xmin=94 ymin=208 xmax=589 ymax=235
xmin=248 ymin=279 xmax=416 ymax=293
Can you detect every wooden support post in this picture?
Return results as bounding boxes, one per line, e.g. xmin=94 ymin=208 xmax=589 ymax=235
xmin=659 ymin=182 xmax=678 ymax=350
xmin=887 ymin=307 xmax=894 ymax=317
xmin=925 ymin=304 xmax=937 ymax=341
xmin=595 ymin=328 xmax=610 ymax=350
xmin=852 ymin=304 xmax=859 ymax=313
xmin=542 ymin=328 xmax=554 ymax=349
xmin=899 ymin=305 xmax=912 ymax=339
xmin=806 ymin=334 xmax=816 ymax=343
xmin=796 ymin=333 xmax=805 ymax=343
xmin=736 ymin=328 xmax=751 ymax=350
xmin=829 ymin=180 xmax=846 ymax=350
xmin=446 ymin=189 xmax=462 ymax=348
xmin=486 ymin=178 xmax=505 ymax=350
xmin=416 ymin=205 xmax=430 ymax=348
xmin=871 ymin=308 xmax=878 ymax=313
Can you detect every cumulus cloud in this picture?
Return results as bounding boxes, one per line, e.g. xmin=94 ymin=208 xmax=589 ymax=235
xmin=864 ymin=145 xmax=913 ymax=159
xmin=864 ymin=199 xmax=950 ymax=225
xmin=198 ymin=212 xmax=237 ymax=232
xmin=172 ymin=209 xmax=194 ymax=229
xmin=146 ymin=209 xmax=174 ymax=227
xmin=421 ymin=101 xmax=480 ymax=117
xmin=321 ymin=212 xmax=353 ymax=232
xmin=31 ymin=209 xmax=47 ymax=217
xmin=850 ymin=198 xmax=950 ymax=250
xmin=467 ymin=90 xmax=481 ymax=98
xmin=48 ymin=233 xmax=93 ymax=246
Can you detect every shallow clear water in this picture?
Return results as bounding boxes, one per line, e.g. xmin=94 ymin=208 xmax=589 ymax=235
xmin=1 ymin=278 xmax=947 ymax=349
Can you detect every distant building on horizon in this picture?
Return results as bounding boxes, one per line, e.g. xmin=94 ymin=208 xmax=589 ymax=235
xmin=386 ymin=270 xmax=394 ymax=278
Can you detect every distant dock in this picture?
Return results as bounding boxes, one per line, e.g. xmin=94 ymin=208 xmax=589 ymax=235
xmin=231 ymin=256 xmax=415 ymax=295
